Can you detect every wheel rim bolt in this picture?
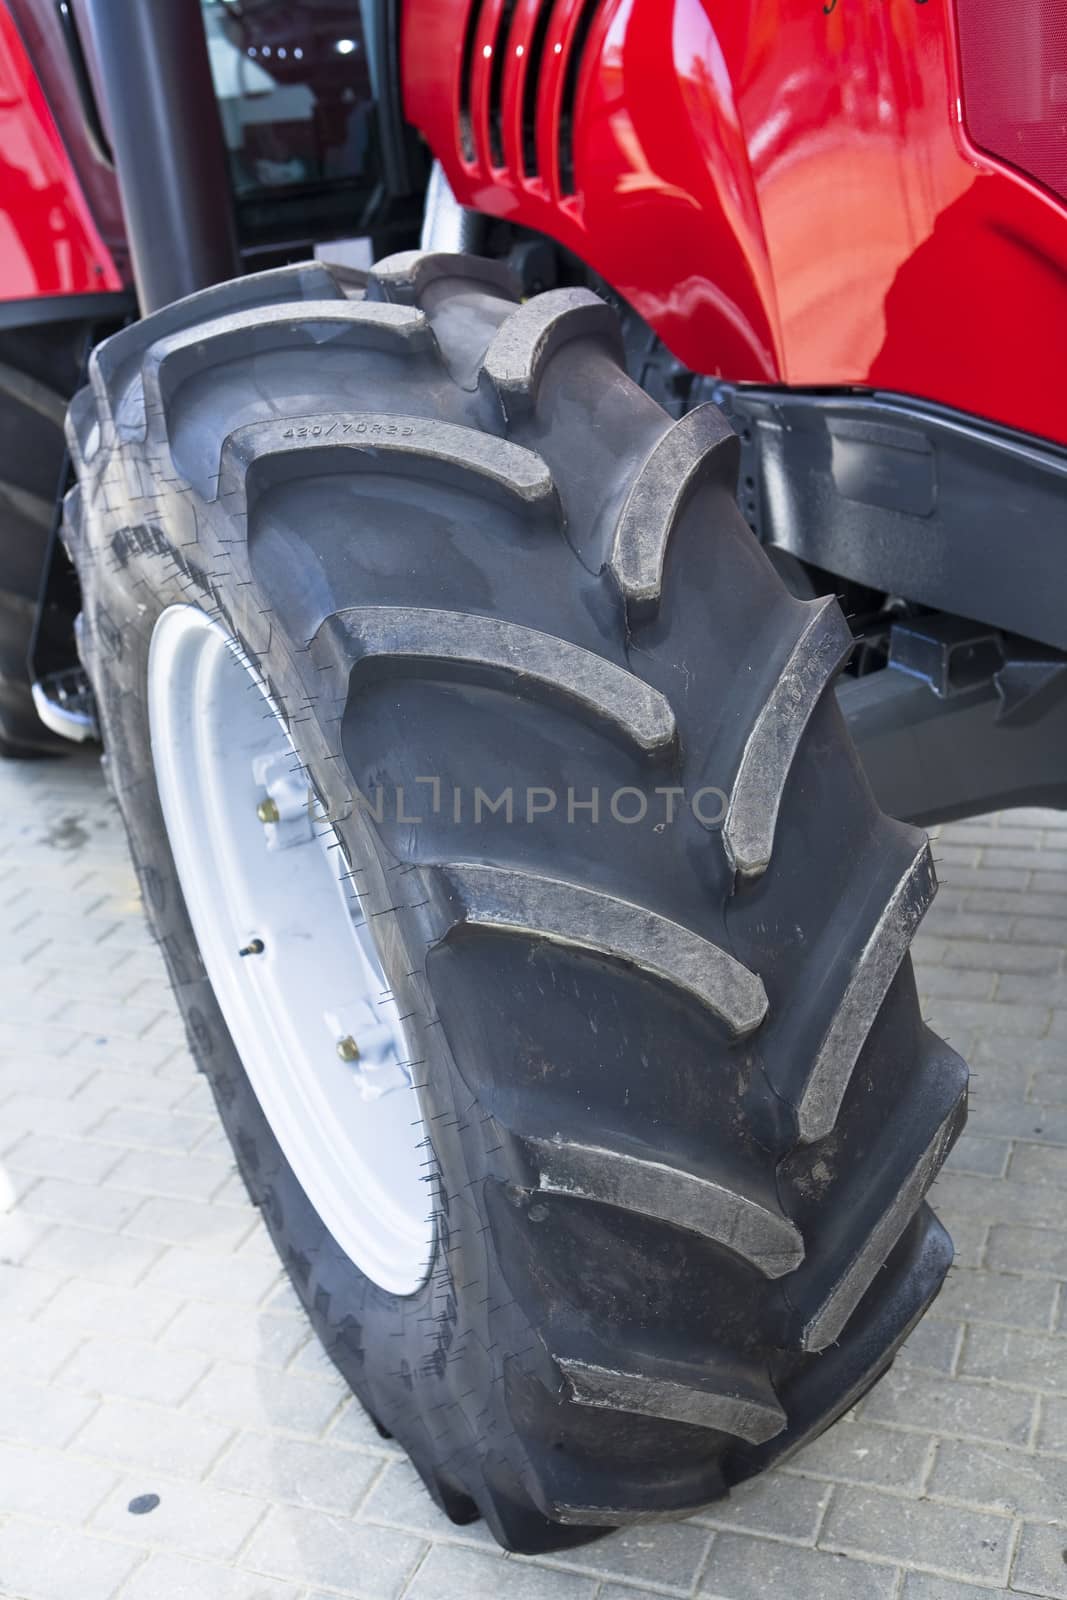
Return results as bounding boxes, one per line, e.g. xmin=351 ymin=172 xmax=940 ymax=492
xmin=336 ymin=1035 xmax=361 ymax=1062
xmin=256 ymin=797 xmax=280 ymax=824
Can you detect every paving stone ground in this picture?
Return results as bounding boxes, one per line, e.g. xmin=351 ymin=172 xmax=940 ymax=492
xmin=0 ymin=747 xmax=1064 ymax=1600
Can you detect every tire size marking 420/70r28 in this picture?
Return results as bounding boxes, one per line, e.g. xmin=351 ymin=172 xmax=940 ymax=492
xmin=282 ymin=420 xmax=418 ymax=440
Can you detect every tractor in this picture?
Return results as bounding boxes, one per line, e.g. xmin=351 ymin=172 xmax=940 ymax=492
xmin=1 ymin=0 xmax=1064 ymax=1552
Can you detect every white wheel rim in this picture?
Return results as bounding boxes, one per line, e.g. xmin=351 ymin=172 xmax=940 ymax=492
xmin=148 ymin=605 xmax=433 ymax=1295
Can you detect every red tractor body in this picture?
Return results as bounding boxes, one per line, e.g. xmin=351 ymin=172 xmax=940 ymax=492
xmin=5 ymin=0 xmax=1066 ymax=442
xmin=403 ymin=0 xmax=1067 ymax=445
xmin=2 ymin=0 xmax=1067 ymax=1554
xmin=0 ymin=5 xmax=121 ymax=302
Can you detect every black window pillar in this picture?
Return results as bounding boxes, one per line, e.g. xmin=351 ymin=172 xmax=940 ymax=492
xmin=81 ymin=0 xmax=240 ymax=313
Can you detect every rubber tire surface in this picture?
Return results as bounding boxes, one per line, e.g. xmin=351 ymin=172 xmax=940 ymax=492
xmin=64 ymin=255 xmax=967 ymax=1552
xmin=0 ymin=322 xmax=85 ymax=755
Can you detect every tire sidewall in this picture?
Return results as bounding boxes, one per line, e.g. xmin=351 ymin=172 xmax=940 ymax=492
xmin=75 ymin=495 xmax=519 ymax=1507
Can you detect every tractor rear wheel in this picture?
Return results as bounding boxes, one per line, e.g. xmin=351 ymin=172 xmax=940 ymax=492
xmin=0 ymin=323 xmax=83 ymax=756
xmin=63 ymin=254 xmax=967 ymax=1552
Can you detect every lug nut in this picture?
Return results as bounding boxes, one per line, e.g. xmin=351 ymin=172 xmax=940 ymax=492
xmin=256 ymin=797 xmax=280 ymax=824
xmin=336 ymin=1035 xmax=361 ymax=1062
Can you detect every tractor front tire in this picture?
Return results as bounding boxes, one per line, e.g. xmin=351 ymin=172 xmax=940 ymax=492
xmin=64 ymin=254 xmax=967 ymax=1552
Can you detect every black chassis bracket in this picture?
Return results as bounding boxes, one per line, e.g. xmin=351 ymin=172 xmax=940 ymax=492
xmin=838 ymin=631 xmax=1067 ymax=827
xmin=710 ymin=383 xmax=1067 ymax=654
xmin=705 ymin=383 xmax=1067 ymax=826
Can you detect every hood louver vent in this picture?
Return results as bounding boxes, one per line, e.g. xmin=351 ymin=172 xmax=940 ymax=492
xmin=558 ymin=0 xmax=602 ymax=193
xmin=456 ymin=0 xmax=607 ymax=194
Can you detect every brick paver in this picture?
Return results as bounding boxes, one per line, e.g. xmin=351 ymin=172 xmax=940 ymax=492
xmin=0 ymin=749 xmax=1063 ymax=1599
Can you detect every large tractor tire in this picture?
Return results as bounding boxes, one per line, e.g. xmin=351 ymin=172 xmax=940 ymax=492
xmin=0 ymin=323 xmax=83 ymax=755
xmin=64 ymin=254 xmax=967 ymax=1552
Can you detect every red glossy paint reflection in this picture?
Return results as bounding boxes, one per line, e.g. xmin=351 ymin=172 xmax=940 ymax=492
xmin=403 ymin=0 xmax=1067 ymax=443
xmin=0 ymin=5 xmax=120 ymax=301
